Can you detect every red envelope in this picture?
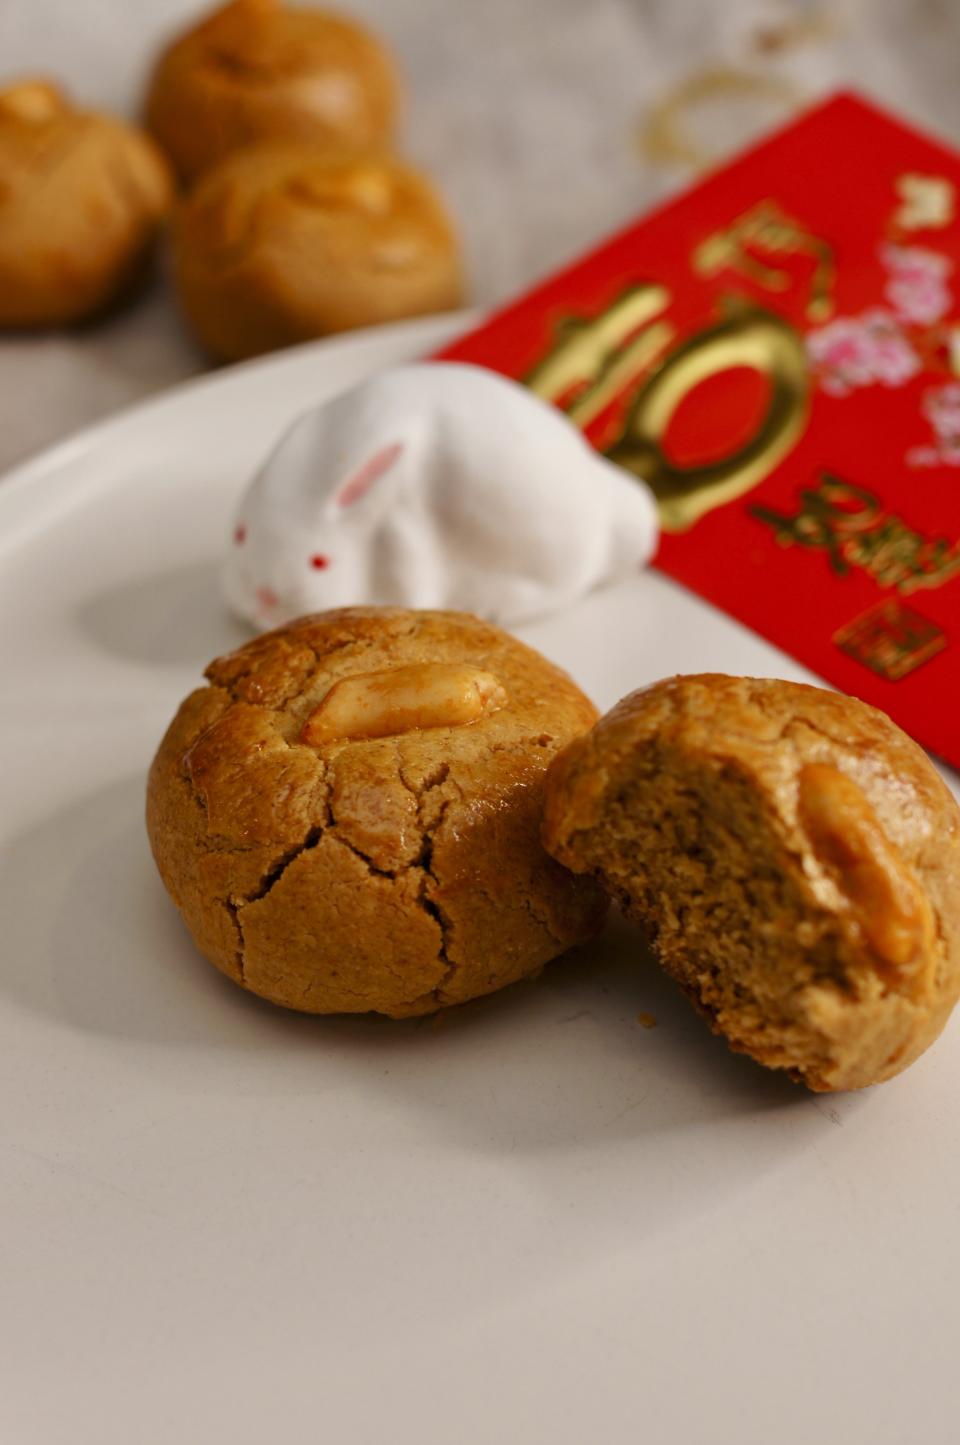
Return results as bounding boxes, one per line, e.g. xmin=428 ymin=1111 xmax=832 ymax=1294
xmin=436 ymin=92 xmax=960 ymax=767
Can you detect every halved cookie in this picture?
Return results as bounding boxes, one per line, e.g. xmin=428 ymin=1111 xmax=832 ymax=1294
xmin=543 ymin=674 xmax=960 ymax=1091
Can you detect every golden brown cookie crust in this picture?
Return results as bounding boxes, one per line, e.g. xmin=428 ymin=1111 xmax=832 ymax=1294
xmin=0 ymin=79 xmax=172 ymax=327
xmin=171 ymin=142 xmax=462 ymax=359
xmin=543 ymin=674 xmax=960 ymax=1091
xmin=145 ymin=0 xmax=400 ymax=182
xmin=147 ymin=608 xmax=605 ymax=1016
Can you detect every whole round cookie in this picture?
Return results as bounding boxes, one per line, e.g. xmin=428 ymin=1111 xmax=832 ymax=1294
xmin=542 ymin=674 xmax=960 ymax=1091
xmin=0 ymin=79 xmax=172 ymax=327
xmin=172 ymin=143 xmax=462 ymax=359
xmin=147 ymin=608 xmax=606 ymax=1016
xmin=145 ymin=0 xmax=399 ymax=182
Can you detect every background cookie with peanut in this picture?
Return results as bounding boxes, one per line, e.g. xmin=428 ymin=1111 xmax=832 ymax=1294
xmin=0 ymin=78 xmax=172 ymax=326
xmin=171 ymin=144 xmax=462 ymax=359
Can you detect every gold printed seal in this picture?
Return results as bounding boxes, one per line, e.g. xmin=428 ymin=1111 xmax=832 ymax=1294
xmin=834 ymin=600 xmax=947 ymax=682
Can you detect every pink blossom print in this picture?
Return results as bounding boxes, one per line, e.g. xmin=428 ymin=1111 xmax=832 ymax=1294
xmin=907 ymin=381 xmax=960 ymax=467
xmin=806 ymin=308 xmax=921 ymax=397
xmin=881 ymin=243 xmax=953 ymax=326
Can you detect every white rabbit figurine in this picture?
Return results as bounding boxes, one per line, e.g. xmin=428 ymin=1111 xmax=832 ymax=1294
xmin=223 ymin=361 xmax=659 ymax=630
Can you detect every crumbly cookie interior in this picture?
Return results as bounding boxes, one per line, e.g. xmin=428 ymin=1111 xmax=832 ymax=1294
xmin=578 ymin=741 xmax=862 ymax=1085
xmin=544 ymin=673 xmax=960 ymax=1092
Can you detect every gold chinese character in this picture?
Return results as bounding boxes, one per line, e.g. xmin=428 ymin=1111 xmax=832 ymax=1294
xmin=693 ymin=199 xmax=835 ymax=321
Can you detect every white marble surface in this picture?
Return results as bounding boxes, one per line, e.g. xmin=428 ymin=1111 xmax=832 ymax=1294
xmin=1 ymin=0 xmax=958 ymax=470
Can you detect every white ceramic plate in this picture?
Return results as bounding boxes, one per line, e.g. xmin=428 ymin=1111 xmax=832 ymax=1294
xmin=2 ymin=314 xmax=958 ymax=1445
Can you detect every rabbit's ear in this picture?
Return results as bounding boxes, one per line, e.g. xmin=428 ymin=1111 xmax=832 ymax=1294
xmin=335 ymin=441 xmax=405 ymax=508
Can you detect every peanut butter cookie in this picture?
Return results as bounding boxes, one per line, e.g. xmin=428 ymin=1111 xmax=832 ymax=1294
xmin=147 ymin=608 xmax=606 ymax=1016
xmin=145 ymin=0 xmax=399 ymax=182
xmin=172 ymin=143 xmax=462 ymax=359
xmin=0 ymin=79 xmax=172 ymax=326
xmin=543 ymin=674 xmax=960 ymax=1091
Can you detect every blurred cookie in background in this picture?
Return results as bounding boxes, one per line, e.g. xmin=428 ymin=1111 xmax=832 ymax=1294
xmin=145 ymin=0 xmax=400 ymax=184
xmin=0 ymin=78 xmax=173 ymax=327
xmin=172 ymin=142 xmax=462 ymax=360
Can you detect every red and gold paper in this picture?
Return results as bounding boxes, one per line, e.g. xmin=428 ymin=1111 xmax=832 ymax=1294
xmin=436 ymin=93 xmax=960 ymax=767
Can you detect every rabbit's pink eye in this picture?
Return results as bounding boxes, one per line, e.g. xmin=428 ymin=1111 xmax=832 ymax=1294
xmin=234 ymin=523 xmax=247 ymax=544
xmin=310 ymin=554 xmax=331 ymax=569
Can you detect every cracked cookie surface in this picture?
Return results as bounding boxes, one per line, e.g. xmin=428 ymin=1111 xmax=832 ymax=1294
xmin=147 ymin=606 xmax=606 ymax=1015
xmin=542 ymin=673 xmax=960 ymax=1091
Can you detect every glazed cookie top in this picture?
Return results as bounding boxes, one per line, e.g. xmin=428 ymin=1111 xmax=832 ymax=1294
xmin=544 ymin=673 xmax=960 ymax=992
xmin=179 ymin=608 xmax=598 ymax=873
